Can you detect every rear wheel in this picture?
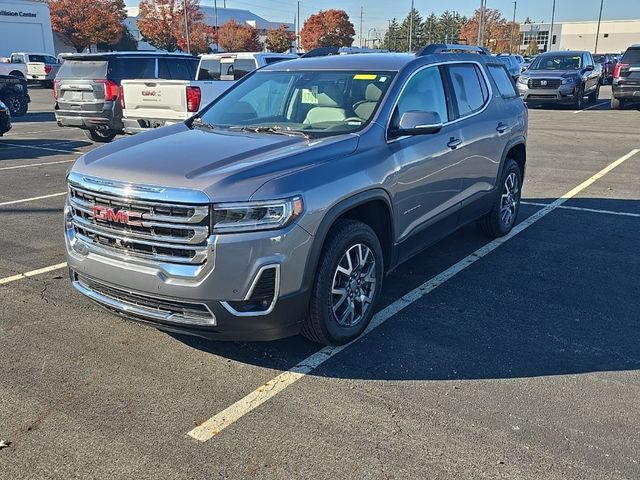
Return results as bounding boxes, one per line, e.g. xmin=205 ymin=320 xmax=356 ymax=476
xmin=610 ymin=97 xmax=624 ymax=110
xmin=9 ymin=70 xmax=24 ymax=78
xmin=479 ymin=159 xmax=522 ymax=238
xmin=302 ymin=219 xmax=383 ymax=345
xmin=2 ymin=93 xmax=28 ymax=116
xmin=84 ymin=129 xmax=116 ymax=143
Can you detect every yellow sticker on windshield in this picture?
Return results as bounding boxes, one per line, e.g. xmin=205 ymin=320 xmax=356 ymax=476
xmin=353 ymin=74 xmax=377 ymax=80
xmin=301 ymin=87 xmax=319 ymax=104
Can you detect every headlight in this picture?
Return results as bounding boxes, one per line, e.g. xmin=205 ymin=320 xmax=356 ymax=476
xmin=561 ymin=77 xmax=578 ymax=85
xmin=211 ymin=196 xmax=304 ymax=233
xmin=517 ymin=76 xmax=528 ymax=85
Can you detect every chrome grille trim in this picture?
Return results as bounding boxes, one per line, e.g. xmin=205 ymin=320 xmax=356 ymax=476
xmin=73 ymin=273 xmax=216 ymax=326
xmin=528 ymin=78 xmax=562 ymax=89
xmin=67 ymin=173 xmax=211 ymax=265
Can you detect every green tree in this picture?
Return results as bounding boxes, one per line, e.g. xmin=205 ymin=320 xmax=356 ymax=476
xmin=382 ymin=18 xmax=401 ymax=51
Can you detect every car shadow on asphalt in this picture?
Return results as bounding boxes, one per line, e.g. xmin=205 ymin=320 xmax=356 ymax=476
xmin=0 ymin=138 xmax=91 ymax=160
xmin=11 ymin=111 xmax=56 ymax=123
xmin=174 ymin=198 xmax=640 ymax=381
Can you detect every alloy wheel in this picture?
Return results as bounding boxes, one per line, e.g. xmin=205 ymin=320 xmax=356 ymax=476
xmin=331 ymin=243 xmax=377 ymax=327
xmin=500 ymin=172 xmax=520 ymax=229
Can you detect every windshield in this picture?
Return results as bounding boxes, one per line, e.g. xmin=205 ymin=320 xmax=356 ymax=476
xmin=592 ymin=55 xmax=606 ymax=63
xmin=530 ymin=54 xmax=582 ymax=71
xmin=197 ymin=70 xmax=396 ymax=138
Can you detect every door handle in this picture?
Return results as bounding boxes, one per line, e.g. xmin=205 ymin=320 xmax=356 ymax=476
xmin=447 ymin=137 xmax=463 ymax=149
xmin=496 ymin=123 xmax=509 ymax=133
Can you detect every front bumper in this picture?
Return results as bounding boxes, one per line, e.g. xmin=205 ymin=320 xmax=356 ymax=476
xmin=65 ymin=200 xmax=314 ymax=341
xmin=517 ymin=83 xmax=579 ymax=104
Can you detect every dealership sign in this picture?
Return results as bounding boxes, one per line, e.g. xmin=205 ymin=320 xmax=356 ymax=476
xmin=0 ymin=10 xmax=37 ymax=18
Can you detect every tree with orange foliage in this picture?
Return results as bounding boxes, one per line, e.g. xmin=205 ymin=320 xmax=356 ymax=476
xmin=216 ymin=20 xmax=263 ymax=52
xmin=266 ymin=25 xmax=295 ymax=53
xmin=137 ymin=0 xmax=211 ymax=54
xmin=49 ymin=0 xmax=126 ymax=52
xmin=459 ymin=8 xmax=519 ymax=53
xmin=300 ymin=10 xmax=355 ymax=51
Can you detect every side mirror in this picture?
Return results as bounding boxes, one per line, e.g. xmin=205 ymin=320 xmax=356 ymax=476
xmin=584 ymin=64 xmax=595 ymax=71
xmin=392 ymin=111 xmax=443 ymax=137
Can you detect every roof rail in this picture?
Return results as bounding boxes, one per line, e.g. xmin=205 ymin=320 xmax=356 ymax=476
xmin=302 ymin=46 xmax=390 ymax=58
xmin=416 ymin=44 xmax=490 ymax=56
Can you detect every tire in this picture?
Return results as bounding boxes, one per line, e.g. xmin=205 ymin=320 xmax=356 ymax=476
xmin=588 ymin=85 xmax=599 ymax=103
xmin=610 ymin=97 xmax=624 ymax=110
xmin=2 ymin=93 xmax=28 ymax=116
xmin=9 ymin=70 xmax=24 ymax=78
xmin=479 ymin=159 xmax=522 ymax=238
xmin=573 ymin=86 xmax=584 ymax=110
xmin=84 ymin=128 xmax=116 ymax=143
xmin=302 ymin=219 xmax=384 ymax=345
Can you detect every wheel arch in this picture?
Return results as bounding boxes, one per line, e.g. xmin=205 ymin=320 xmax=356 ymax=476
xmin=499 ymin=138 xmax=527 ymax=182
xmin=301 ymin=188 xmax=395 ymax=292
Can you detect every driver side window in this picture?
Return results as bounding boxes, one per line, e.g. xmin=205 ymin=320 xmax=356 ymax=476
xmin=395 ymin=66 xmax=448 ymax=126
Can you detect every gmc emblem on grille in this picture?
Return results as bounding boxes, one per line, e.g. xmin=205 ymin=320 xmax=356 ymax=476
xmin=541 ymin=80 xmax=548 ymax=86
xmin=92 ymin=206 xmax=142 ymax=226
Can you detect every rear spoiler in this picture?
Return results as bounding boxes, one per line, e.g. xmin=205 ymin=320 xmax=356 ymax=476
xmin=416 ymin=44 xmax=490 ymax=56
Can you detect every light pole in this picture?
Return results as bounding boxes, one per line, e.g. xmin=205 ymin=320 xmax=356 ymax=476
xmin=408 ymin=0 xmax=414 ymax=52
xmin=477 ymin=0 xmax=486 ymax=47
xmin=183 ymin=0 xmax=191 ymax=53
xmin=549 ymin=0 xmax=556 ymax=52
xmin=510 ymin=1 xmax=517 ymax=54
xmin=297 ymin=1 xmax=301 ymax=53
xmin=367 ymin=28 xmax=377 ymax=47
xmin=594 ymin=0 xmax=604 ymax=53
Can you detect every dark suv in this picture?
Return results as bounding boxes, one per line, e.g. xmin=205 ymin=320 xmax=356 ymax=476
xmin=54 ymin=52 xmax=199 ymax=142
xmin=611 ymin=45 xmax=640 ymax=110
xmin=516 ymin=51 xmax=601 ymax=109
xmin=64 ymin=45 xmax=528 ymax=345
xmin=593 ymin=53 xmax=617 ymax=84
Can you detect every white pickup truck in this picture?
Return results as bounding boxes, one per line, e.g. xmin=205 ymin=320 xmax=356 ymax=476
xmin=0 ymin=60 xmax=27 ymax=79
xmin=8 ymin=52 xmax=60 ymax=87
xmin=121 ymin=52 xmax=298 ymax=134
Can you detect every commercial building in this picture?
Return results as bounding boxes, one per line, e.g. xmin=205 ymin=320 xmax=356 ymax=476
xmin=125 ymin=6 xmax=294 ymax=52
xmin=520 ymin=19 xmax=640 ymax=54
xmin=0 ymin=0 xmax=55 ymax=56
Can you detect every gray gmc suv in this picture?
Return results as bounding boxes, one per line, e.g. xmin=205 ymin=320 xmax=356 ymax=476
xmin=64 ymin=45 xmax=528 ymax=345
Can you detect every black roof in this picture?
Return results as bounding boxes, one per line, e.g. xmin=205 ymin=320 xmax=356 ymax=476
xmin=538 ymin=50 xmax=590 ymax=56
xmin=262 ymin=53 xmax=416 ymax=71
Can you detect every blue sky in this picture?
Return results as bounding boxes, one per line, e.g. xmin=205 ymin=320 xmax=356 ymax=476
xmin=128 ymin=1 xmax=640 ymax=38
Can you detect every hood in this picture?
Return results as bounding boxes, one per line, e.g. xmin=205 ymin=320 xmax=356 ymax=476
xmin=523 ymin=70 xmax=580 ymax=79
xmin=71 ymin=123 xmax=359 ymax=202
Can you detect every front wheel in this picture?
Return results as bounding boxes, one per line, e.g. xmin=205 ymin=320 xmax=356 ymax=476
xmin=587 ymin=84 xmax=600 ymax=103
xmin=573 ymin=86 xmax=584 ymax=109
xmin=84 ymin=128 xmax=116 ymax=143
xmin=302 ymin=219 xmax=384 ymax=345
xmin=2 ymin=93 xmax=28 ymax=116
xmin=479 ymin=159 xmax=522 ymax=238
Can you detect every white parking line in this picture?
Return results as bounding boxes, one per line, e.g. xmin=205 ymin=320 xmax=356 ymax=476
xmin=0 ymin=262 xmax=67 ymax=286
xmin=0 ymin=192 xmax=66 ymax=206
xmin=522 ymin=201 xmax=640 ymax=218
xmin=573 ymin=101 xmax=608 ymax=114
xmin=187 ymin=148 xmax=640 ymax=442
xmin=0 ymin=159 xmax=75 ymax=171
xmin=0 ymin=142 xmax=83 ymax=155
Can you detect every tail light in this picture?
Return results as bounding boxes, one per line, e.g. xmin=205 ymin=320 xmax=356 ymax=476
xmin=186 ymin=86 xmax=201 ymax=113
xmin=119 ymin=86 xmax=125 ymax=110
xmin=44 ymin=64 xmax=52 ymax=74
xmin=53 ymin=79 xmax=58 ymax=99
xmin=96 ymin=79 xmax=119 ymax=101
xmin=613 ymin=63 xmax=629 ymax=79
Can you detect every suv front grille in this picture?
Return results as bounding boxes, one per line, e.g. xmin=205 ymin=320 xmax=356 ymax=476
xmin=528 ymin=78 xmax=562 ymax=89
xmin=68 ymin=184 xmax=210 ymax=265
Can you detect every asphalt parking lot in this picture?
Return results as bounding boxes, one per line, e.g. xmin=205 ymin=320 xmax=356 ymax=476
xmin=1 ymin=86 xmax=639 ymax=479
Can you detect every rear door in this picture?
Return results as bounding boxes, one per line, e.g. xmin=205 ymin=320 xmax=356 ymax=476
xmin=445 ymin=62 xmax=508 ymax=202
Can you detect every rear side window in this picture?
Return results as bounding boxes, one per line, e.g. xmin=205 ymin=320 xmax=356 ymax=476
xmin=28 ymin=55 xmax=48 ymax=63
xmin=396 ymin=65 xmax=449 ymax=124
xmin=488 ymin=64 xmax=518 ymax=98
xmin=108 ymin=58 xmax=156 ymax=81
xmin=233 ymin=59 xmax=257 ymax=80
xmin=56 ymin=60 xmax=108 ymax=79
xmin=198 ymin=59 xmax=221 ymax=80
xmin=621 ymin=48 xmax=640 ymax=64
xmin=448 ymin=64 xmax=488 ymax=118
xmin=264 ymin=57 xmax=290 ymax=65
xmin=158 ymin=58 xmax=196 ymax=80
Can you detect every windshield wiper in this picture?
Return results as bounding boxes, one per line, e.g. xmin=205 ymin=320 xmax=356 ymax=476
xmin=229 ymin=125 xmax=310 ymax=139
